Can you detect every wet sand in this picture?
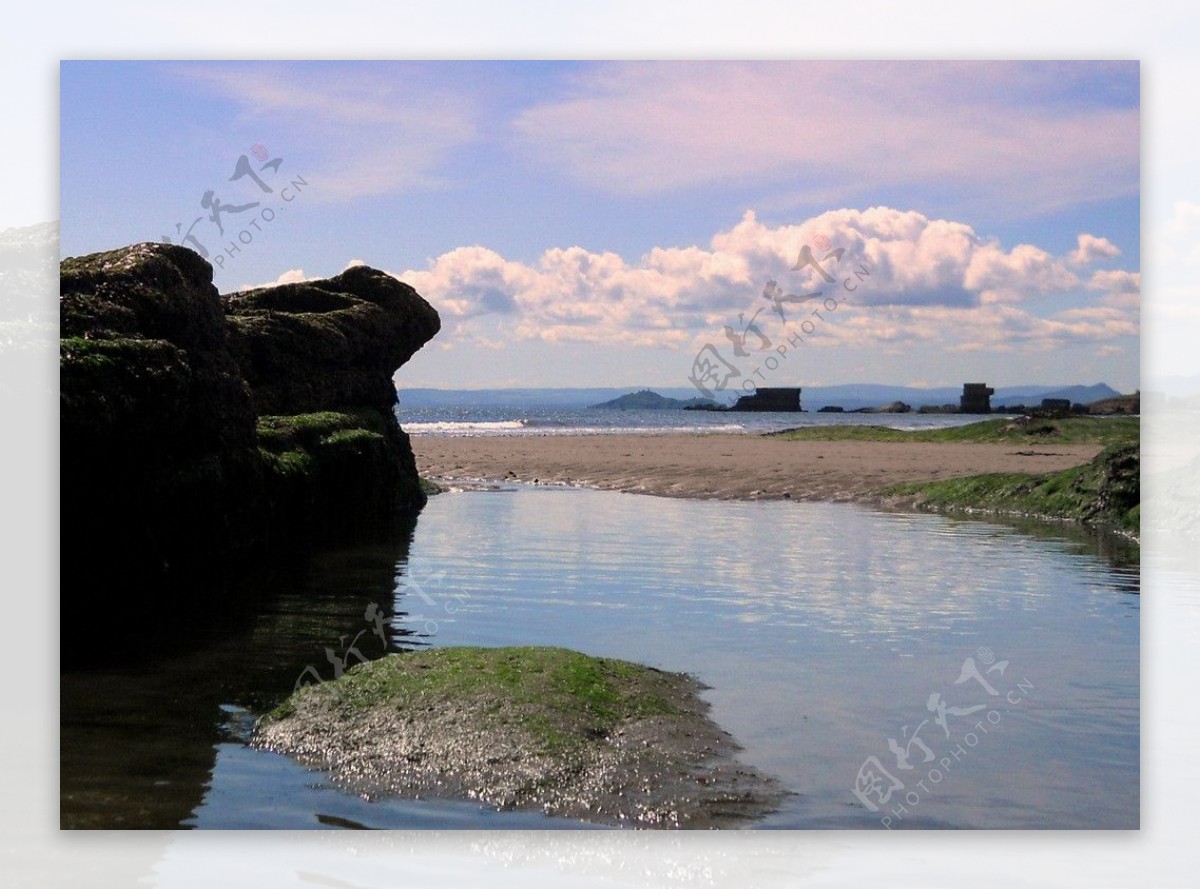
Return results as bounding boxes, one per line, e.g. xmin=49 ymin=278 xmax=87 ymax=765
xmin=411 ymin=433 xmax=1101 ymax=503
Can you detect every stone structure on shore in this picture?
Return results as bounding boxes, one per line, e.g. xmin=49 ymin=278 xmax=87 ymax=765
xmin=960 ymin=382 xmax=994 ymax=414
xmin=60 ymin=243 xmax=440 ymax=660
xmin=730 ymin=387 xmax=803 ymax=412
xmin=1038 ymin=398 xmax=1074 ymax=417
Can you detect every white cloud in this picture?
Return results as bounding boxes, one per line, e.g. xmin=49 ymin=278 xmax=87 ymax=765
xmin=237 ymin=260 xmax=369 ymax=292
xmin=964 ymin=242 xmax=1081 ymax=305
xmin=237 ymin=267 xmax=312 ymax=290
xmin=391 ymin=206 xmax=1139 ymax=356
xmin=1069 ymin=233 xmax=1122 ymax=265
xmin=1088 ymin=269 xmax=1141 ymax=309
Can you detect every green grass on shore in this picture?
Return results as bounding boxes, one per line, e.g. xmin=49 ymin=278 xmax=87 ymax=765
xmin=878 ymin=443 xmax=1140 ymax=535
xmin=768 ymin=415 xmax=1139 ymax=446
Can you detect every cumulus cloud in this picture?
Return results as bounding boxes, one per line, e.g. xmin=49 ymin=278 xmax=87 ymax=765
xmin=1069 ymin=233 xmax=1122 ymax=265
xmin=391 ymin=206 xmax=1138 ymax=356
xmin=237 ymin=267 xmax=313 ymax=290
xmin=236 ymin=259 xmax=372 ymax=292
xmin=1087 ymin=269 xmax=1141 ymax=308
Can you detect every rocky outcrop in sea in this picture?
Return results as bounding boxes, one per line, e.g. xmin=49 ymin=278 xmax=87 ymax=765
xmin=60 ymin=244 xmax=439 ymax=661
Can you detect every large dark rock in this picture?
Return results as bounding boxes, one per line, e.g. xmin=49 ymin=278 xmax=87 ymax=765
xmin=729 ymin=387 xmax=803 ymax=412
xmin=225 ymin=266 xmax=439 ymax=417
xmin=60 ymin=244 xmax=439 ymax=660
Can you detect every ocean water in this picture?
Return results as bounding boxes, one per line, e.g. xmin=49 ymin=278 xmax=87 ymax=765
xmin=62 ymin=487 xmax=1139 ymax=830
xmin=395 ymin=404 xmax=1006 ymax=437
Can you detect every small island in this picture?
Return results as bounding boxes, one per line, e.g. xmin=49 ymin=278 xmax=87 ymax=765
xmin=253 ymin=645 xmax=788 ymax=828
xmin=590 ymin=389 xmax=719 ymax=410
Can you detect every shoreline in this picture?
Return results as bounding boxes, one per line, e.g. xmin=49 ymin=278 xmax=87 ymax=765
xmin=411 ymin=431 xmax=1102 ymax=504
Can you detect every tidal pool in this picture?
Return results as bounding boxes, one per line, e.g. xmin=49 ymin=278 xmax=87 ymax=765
xmin=62 ymin=486 xmax=1138 ymax=829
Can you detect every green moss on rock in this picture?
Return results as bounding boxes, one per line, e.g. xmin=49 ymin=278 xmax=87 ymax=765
xmin=255 ymin=646 xmax=788 ymax=828
xmin=878 ymin=443 xmax=1140 ymax=537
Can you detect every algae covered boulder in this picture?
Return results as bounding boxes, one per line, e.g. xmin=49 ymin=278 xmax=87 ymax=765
xmin=59 ymin=243 xmax=439 ymax=659
xmin=61 ymin=244 xmax=260 ymax=618
xmin=253 ymin=646 xmax=789 ymax=828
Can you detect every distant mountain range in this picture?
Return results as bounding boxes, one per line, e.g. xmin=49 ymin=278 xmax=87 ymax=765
xmin=397 ymin=383 xmax=1126 ymax=411
xmin=398 ymin=383 xmax=1118 ymax=410
xmin=990 ymin=384 xmax=1122 ymax=408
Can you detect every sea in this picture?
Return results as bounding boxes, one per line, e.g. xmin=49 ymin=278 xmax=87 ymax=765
xmin=395 ymin=403 xmax=1003 ymax=437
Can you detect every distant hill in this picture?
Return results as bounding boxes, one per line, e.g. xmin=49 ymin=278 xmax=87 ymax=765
xmin=398 ymin=387 xmax=640 ymax=409
xmin=397 ymin=383 xmax=1128 ymax=411
xmin=1086 ymin=392 xmax=1140 ymax=415
xmin=591 ymin=390 xmax=720 ymax=410
xmin=993 ymin=383 xmax=1122 ymax=409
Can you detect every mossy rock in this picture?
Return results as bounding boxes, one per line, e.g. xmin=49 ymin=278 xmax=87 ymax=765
xmin=879 ymin=442 xmax=1141 ymax=538
xmin=59 ymin=244 xmax=440 ymax=664
xmin=254 ymin=409 xmax=426 ymax=544
xmin=254 ymin=646 xmax=789 ymax=828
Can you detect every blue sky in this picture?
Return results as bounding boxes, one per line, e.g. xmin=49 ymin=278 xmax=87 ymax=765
xmin=60 ymin=60 xmax=1141 ymax=393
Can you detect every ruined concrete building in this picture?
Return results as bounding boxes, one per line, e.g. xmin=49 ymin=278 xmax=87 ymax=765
xmin=960 ymin=383 xmax=994 ymax=414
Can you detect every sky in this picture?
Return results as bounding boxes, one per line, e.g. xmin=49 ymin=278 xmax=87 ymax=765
xmin=59 ymin=60 xmax=1142 ymax=393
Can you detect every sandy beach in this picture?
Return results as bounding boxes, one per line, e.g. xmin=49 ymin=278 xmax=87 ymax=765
xmin=411 ymin=433 xmax=1102 ymax=503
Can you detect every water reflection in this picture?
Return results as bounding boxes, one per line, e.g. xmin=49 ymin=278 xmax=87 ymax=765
xmin=62 ymin=488 xmax=1140 ymax=830
xmin=409 ymin=490 xmax=1138 ymax=648
xmin=396 ymin=488 xmax=1139 ymax=829
xmin=61 ymin=517 xmax=424 ymax=829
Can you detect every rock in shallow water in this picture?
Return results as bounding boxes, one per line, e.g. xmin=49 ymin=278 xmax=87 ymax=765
xmin=59 ymin=243 xmax=439 ymax=662
xmin=253 ymin=646 xmax=790 ymax=828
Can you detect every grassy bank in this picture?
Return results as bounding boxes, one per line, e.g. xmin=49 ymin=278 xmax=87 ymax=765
xmin=877 ymin=443 xmax=1140 ymax=537
xmin=770 ymin=415 xmax=1139 ymax=446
